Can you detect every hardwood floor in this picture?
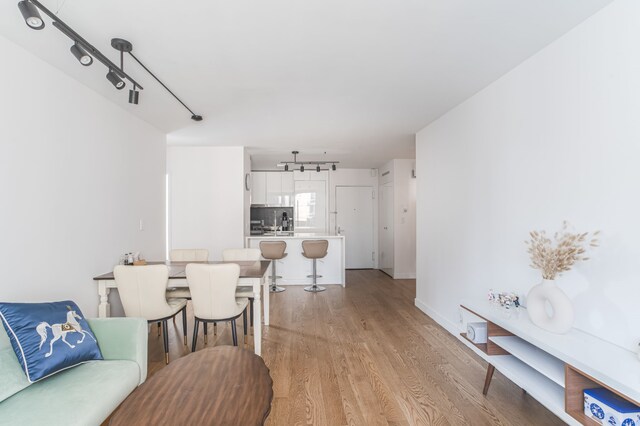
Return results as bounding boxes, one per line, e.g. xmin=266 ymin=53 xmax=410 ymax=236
xmin=147 ymin=270 xmax=563 ymax=425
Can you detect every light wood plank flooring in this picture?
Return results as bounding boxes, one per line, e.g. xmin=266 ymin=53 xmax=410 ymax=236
xmin=147 ymin=270 xmax=563 ymax=425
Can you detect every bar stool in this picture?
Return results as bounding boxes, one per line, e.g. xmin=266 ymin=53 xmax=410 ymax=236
xmin=259 ymin=241 xmax=287 ymax=293
xmin=302 ymin=240 xmax=328 ymax=293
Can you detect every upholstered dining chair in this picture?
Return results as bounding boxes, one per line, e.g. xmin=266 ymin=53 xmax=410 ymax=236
xmin=114 ymin=264 xmax=187 ymax=364
xmin=222 ymin=248 xmax=261 ymax=333
xmin=169 ymin=248 xmax=209 ymax=262
xmin=166 ymin=248 xmax=210 ymax=300
xmin=186 ymin=263 xmax=248 ymax=351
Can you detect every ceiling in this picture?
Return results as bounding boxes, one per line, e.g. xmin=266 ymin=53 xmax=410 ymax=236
xmin=0 ymin=0 xmax=611 ymax=168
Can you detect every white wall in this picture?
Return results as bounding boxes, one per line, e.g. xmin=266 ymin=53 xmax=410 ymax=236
xmin=415 ymin=0 xmax=640 ymax=351
xmin=167 ymin=146 xmax=247 ymax=260
xmin=379 ymin=160 xmax=417 ymax=278
xmin=328 ymin=169 xmax=379 ymax=268
xmin=0 ymin=35 xmax=166 ymax=317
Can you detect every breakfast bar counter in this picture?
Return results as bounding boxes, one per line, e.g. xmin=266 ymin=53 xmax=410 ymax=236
xmin=246 ymin=235 xmax=345 ymax=286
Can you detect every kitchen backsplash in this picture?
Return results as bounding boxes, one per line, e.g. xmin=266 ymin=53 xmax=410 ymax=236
xmin=251 ymin=206 xmax=294 ymax=230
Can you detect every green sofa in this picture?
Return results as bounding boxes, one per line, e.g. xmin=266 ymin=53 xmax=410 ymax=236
xmin=0 ymin=317 xmax=147 ymax=425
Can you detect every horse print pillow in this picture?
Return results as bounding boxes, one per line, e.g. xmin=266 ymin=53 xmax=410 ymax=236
xmin=0 ymin=301 xmax=102 ymax=382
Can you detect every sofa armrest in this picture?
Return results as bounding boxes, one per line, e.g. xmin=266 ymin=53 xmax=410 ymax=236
xmin=86 ymin=317 xmax=148 ymax=385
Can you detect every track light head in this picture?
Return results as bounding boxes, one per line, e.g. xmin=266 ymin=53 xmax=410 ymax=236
xmin=284 ymin=164 xmax=289 ymax=171
xmin=191 ymin=115 xmax=203 ymax=121
xmin=129 ymin=88 xmax=139 ymax=104
xmin=316 ymin=165 xmax=321 ymax=172
xmin=70 ymin=44 xmax=92 ymax=66
xmin=332 ymin=163 xmax=337 ymax=171
xmin=18 ymin=1 xmax=44 ymax=30
xmin=106 ymin=70 xmax=125 ymax=90
xmin=300 ymin=165 xmax=304 ymax=172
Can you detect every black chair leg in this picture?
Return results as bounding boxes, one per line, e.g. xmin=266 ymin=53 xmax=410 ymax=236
xmin=249 ymin=298 xmax=254 ymax=329
xmin=243 ymin=308 xmax=248 ymax=344
xmin=162 ymin=320 xmax=169 ymax=364
xmin=231 ymin=319 xmax=238 ymax=346
xmin=181 ymin=307 xmax=187 ymax=345
xmin=157 ymin=321 xmax=161 ymax=337
xmin=191 ymin=320 xmax=199 ymax=352
xmin=204 ymin=322 xmax=209 ymax=344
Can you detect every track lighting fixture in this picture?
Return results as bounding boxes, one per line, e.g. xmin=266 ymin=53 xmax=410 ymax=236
xmin=18 ymin=1 xmax=44 ymax=30
xmin=70 ymin=43 xmax=92 ymax=66
xmin=106 ymin=69 xmax=125 ymax=90
xmin=16 ymin=0 xmax=203 ymax=122
xmin=129 ymin=85 xmax=139 ymax=104
xmin=278 ymin=151 xmax=339 ymax=172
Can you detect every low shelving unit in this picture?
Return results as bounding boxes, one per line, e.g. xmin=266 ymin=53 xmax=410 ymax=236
xmin=459 ymin=300 xmax=640 ymax=426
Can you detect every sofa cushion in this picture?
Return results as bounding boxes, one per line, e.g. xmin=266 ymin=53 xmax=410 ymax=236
xmin=0 ymin=360 xmax=139 ymax=425
xmin=0 ymin=327 xmax=30 ymax=403
xmin=0 ymin=301 xmax=102 ymax=382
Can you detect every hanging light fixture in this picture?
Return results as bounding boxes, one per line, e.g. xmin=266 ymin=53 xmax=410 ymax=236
xmin=18 ymin=1 xmax=44 ymax=30
xmin=129 ymin=84 xmax=140 ymax=104
xmin=277 ymin=151 xmax=339 ymax=172
xmin=106 ymin=69 xmax=125 ymax=89
xmin=70 ymin=43 xmax=92 ymax=66
xmin=15 ymin=1 xmax=203 ymax=122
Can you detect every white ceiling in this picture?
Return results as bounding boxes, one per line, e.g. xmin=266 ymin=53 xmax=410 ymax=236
xmin=0 ymin=0 xmax=611 ymax=168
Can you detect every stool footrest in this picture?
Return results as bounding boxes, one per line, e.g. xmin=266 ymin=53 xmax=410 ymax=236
xmin=306 ymin=275 xmax=323 ymax=278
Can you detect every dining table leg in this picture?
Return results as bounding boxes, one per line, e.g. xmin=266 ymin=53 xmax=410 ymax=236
xmin=262 ymin=274 xmax=269 ymax=326
xmin=98 ymin=281 xmax=111 ymax=318
xmin=253 ymin=279 xmax=262 ymax=357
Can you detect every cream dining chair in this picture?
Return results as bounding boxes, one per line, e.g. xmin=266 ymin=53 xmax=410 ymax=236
xmin=113 ymin=264 xmax=187 ymax=364
xmin=166 ymin=248 xmax=210 ymax=300
xmin=222 ymin=248 xmax=261 ymax=332
xmin=186 ymin=263 xmax=248 ymax=350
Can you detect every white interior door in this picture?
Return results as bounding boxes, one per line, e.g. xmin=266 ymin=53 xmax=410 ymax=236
xmin=336 ymin=186 xmax=374 ymax=269
xmin=380 ymin=183 xmax=394 ymax=276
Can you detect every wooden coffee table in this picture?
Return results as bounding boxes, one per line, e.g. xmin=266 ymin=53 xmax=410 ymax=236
xmin=110 ymin=347 xmax=273 ymax=426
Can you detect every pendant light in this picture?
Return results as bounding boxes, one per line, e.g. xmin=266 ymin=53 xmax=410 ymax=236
xmin=18 ymin=1 xmax=44 ymax=30
xmin=70 ymin=43 xmax=92 ymax=66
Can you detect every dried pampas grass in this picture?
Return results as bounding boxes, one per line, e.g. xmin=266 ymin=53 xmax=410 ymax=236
xmin=526 ymin=221 xmax=599 ymax=280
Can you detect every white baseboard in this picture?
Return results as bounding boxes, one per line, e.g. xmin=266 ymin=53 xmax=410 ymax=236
xmin=413 ymin=298 xmax=461 ymax=336
xmin=394 ymin=272 xmax=416 ymax=279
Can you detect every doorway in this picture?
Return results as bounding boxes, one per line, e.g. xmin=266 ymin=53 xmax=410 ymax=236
xmin=336 ymin=186 xmax=375 ymax=269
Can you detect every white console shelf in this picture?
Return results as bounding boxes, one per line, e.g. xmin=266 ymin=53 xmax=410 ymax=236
xmin=460 ymin=299 xmax=640 ymax=425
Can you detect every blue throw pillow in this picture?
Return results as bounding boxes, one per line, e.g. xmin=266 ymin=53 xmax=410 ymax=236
xmin=0 ymin=301 xmax=103 ymax=382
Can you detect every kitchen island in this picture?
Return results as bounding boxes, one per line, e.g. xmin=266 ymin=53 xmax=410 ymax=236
xmin=246 ymin=234 xmax=345 ymax=286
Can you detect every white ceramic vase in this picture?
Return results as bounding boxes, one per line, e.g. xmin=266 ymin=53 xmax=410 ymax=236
xmin=526 ymin=279 xmax=574 ymax=334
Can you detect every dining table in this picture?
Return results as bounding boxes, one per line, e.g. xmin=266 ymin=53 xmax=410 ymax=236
xmin=93 ymin=260 xmax=271 ymax=356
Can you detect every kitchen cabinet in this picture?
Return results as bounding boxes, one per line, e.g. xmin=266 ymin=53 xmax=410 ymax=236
xmin=293 ymin=170 xmax=328 ymax=181
xmin=251 ymin=172 xmax=267 ymax=205
xmin=251 ymin=172 xmax=294 ymax=206
xmin=266 ymin=173 xmax=281 ymax=206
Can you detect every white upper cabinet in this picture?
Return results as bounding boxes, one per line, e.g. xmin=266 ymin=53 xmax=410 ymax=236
xmin=266 ymin=172 xmax=281 ymax=205
xmin=292 ymin=170 xmax=328 ymax=181
xmin=251 ymin=172 xmax=267 ymax=205
xmin=281 ymin=173 xmax=294 ymax=207
xmin=251 ymin=172 xmax=294 ymax=206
